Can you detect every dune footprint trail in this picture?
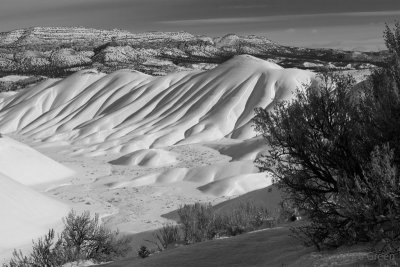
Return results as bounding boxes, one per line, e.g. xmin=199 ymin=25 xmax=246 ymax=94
xmin=0 ymin=55 xmax=314 ymax=156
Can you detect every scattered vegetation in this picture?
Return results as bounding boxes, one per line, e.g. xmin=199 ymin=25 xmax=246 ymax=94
xmin=3 ymin=23 xmax=399 ymax=267
xmin=253 ymin=22 xmax=400 ymax=254
xmin=178 ymin=203 xmax=216 ymax=244
xmin=143 ymin=223 xmax=182 ymax=252
xmin=153 ymin=224 xmax=181 ymax=250
xmin=136 ymin=201 xmax=277 ymax=259
xmin=3 ymin=210 xmax=130 ymax=267
xmin=137 ymin=246 xmax=151 ymax=259
xmin=0 ymin=76 xmax=45 ymax=93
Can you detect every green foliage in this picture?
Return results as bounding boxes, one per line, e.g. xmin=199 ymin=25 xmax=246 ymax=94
xmin=222 ymin=202 xmax=272 ymax=236
xmin=137 ymin=245 xmax=151 ymax=258
xmin=3 ymin=210 xmax=130 ymax=267
xmin=59 ymin=210 xmax=130 ymax=262
xmin=177 ymin=201 xmax=274 ymax=244
xmin=253 ymin=70 xmax=358 ymax=231
xmin=384 ymin=22 xmax=400 ymax=59
xmin=30 ymin=229 xmax=58 ymax=267
xmin=253 ymin=23 xmax=400 ymax=252
xmin=4 ymin=250 xmax=31 ymax=267
xmin=178 ymin=203 xmax=215 ymax=244
xmin=153 ymin=224 xmax=181 ymax=250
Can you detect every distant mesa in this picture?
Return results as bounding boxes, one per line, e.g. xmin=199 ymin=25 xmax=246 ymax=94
xmin=0 ymin=26 xmax=386 ymax=78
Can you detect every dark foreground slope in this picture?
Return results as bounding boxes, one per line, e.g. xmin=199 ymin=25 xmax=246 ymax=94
xmin=101 ymin=223 xmax=394 ymax=267
xmin=101 ymin=225 xmax=313 ymax=267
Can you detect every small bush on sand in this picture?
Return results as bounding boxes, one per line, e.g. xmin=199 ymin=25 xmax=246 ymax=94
xmin=3 ymin=210 xmax=130 ymax=267
xmin=60 ymin=210 xmax=129 ymax=262
xmin=178 ymin=203 xmax=215 ymax=244
xmin=221 ymin=202 xmax=272 ymax=236
xmin=5 ymin=250 xmax=31 ymax=267
xmin=137 ymin=245 xmax=151 ymax=258
xmin=177 ymin=201 xmax=274 ymax=243
xmin=153 ymin=223 xmax=181 ymax=250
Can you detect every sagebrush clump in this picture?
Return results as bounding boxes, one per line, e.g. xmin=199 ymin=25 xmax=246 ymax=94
xmin=177 ymin=201 xmax=273 ymax=244
xmin=137 ymin=246 xmax=151 ymax=258
xmin=3 ymin=210 xmax=130 ymax=267
xmin=253 ymin=22 xmax=400 ymax=252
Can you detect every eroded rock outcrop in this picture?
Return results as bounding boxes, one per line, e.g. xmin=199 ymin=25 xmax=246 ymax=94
xmin=0 ymin=26 xmax=387 ymax=79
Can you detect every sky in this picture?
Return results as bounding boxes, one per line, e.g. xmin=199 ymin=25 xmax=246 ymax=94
xmin=0 ymin=0 xmax=400 ymax=51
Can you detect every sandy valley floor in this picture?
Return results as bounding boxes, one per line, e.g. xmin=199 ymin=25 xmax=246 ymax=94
xmin=14 ymin=134 xmax=235 ymax=234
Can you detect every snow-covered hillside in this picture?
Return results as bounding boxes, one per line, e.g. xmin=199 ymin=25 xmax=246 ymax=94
xmin=0 ymin=56 xmax=315 ymax=260
xmin=0 ymin=136 xmax=75 ymax=185
xmin=0 ymin=55 xmax=314 ymax=157
xmin=0 ymin=172 xmax=68 ymax=254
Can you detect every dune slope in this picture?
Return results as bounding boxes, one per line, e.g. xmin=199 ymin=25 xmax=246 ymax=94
xmin=0 ymin=55 xmax=313 ymax=157
xmin=0 ymin=172 xmax=68 ymax=256
xmin=110 ymin=149 xmax=179 ymax=167
xmin=0 ymin=136 xmax=75 ymax=185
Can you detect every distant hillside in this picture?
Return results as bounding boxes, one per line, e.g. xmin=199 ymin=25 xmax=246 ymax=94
xmin=0 ymin=27 xmax=387 ymax=79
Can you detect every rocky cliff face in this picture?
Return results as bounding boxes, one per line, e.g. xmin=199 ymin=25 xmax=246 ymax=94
xmin=0 ymin=26 xmax=387 ymax=79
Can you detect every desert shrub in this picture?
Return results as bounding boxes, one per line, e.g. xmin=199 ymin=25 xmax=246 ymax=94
xmin=253 ymin=70 xmax=359 ymax=249
xmin=60 ymin=210 xmax=100 ymax=260
xmin=221 ymin=202 xmax=272 ymax=236
xmin=4 ymin=230 xmax=62 ymax=267
xmin=137 ymin=245 xmax=151 ymax=258
xmin=177 ymin=201 xmax=274 ymax=242
xmin=289 ymin=144 xmax=400 ymax=251
xmin=223 ymin=215 xmax=246 ymax=236
xmin=3 ymin=210 xmax=130 ymax=266
xmin=177 ymin=203 xmax=215 ymax=244
xmin=0 ymin=81 xmax=14 ymax=92
xmin=253 ymin=23 xmax=400 ymax=251
xmin=30 ymin=229 xmax=59 ymax=267
xmin=153 ymin=224 xmax=181 ymax=250
xmin=275 ymin=199 xmax=300 ymax=223
xmin=4 ymin=250 xmax=31 ymax=267
xmin=59 ymin=210 xmax=130 ymax=262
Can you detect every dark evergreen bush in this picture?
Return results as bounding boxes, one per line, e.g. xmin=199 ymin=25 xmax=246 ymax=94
xmin=253 ymin=23 xmax=400 ymax=252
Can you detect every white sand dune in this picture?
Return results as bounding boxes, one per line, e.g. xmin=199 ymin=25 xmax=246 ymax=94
xmin=109 ymin=148 xmax=179 ymax=167
xmin=198 ymin=172 xmax=272 ymax=197
xmin=0 ymin=56 xmax=315 ymax=257
xmin=0 ymin=91 xmax=17 ymax=110
xmin=0 ymin=55 xmax=313 ymax=156
xmin=109 ymin=160 xmax=268 ymax=197
xmin=0 ymin=172 xmax=68 ymax=257
xmin=0 ymin=136 xmax=75 ymax=185
xmin=204 ymin=136 xmax=267 ymax=161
